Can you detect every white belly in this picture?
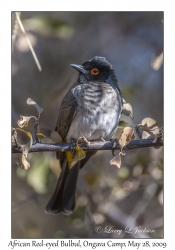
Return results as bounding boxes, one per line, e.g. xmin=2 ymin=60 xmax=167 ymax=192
xmin=66 ymin=82 xmax=122 ymax=142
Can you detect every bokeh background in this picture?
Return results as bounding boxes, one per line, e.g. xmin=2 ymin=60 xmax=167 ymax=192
xmin=12 ymin=11 xmax=163 ymax=239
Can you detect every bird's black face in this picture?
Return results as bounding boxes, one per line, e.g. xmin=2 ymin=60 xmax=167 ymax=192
xmin=70 ymin=56 xmax=118 ymax=84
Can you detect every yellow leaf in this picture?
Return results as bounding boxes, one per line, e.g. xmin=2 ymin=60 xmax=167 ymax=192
xmin=16 ymin=128 xmax=32 ymax=139
xmin=66 ymin=151 xmax=73 ymax=168
xmin=66 ymin=143 xmax=86 ymax=169
xmin=70 ymin=144 xmax=86 ymax=169
xmin=36 ymin=133 xmax=46 ymax=139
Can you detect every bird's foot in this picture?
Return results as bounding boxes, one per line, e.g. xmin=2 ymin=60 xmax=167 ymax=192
xmin=110 ymin=138 xmax=119 ymax=156
xmin=100 ymin=136 xmax=106 ymax=142
xmin=77 ymin=136 xmax=90 ymax=146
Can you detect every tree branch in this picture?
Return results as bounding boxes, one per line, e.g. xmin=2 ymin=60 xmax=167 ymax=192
xmin=12 ymin=138 xmax=163 ymax=154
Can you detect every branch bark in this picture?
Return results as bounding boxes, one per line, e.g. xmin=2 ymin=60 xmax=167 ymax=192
xmin=12 ymin=138 xmax=163 ymax=154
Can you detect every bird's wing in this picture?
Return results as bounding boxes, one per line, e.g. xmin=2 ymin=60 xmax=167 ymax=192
xmin=56 ymin=82 xmax=78 ymax=142
xmin=55 ymin=82 xmax=78 ymax=164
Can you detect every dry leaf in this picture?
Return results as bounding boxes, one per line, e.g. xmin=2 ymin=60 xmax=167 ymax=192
xmin=12 ymin=136 xmax=15 ymax=143
xmin=12 ymin=127 xmax=17 ymax=143
xmin=139 ymin=117 xmax=160 ymax=141
xmin=148 ymin=127 xmax=160 ymax=143
xmin=140 ymin=117 xmax=157 ymax=131
xmin=110 ymin=153 xmax=121 ymax=168
xmin=122 ymin=101 xmax=133 ymax=118
xmin=17 ymin=115 xmax=36 ymax=128
xmin=118 ymin=127 xmax=135 ymax=149
xmin=16 ymin=128 xmax=33 ymax=170
xmin=21 ymin=154 xmax=30 ymax=170
xmin=151 ymin=52 xmax=163 ymax=71
xmin=16 ymin=154 xmax=30 ymax=170
xmin=22 ymin=132 xmax=33 ymax=157
xmin=26 ymin=98 xmax=43 ymax=117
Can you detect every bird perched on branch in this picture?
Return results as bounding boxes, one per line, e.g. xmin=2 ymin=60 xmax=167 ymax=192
xmin=45 ymin=56 xmax=122 ymax=215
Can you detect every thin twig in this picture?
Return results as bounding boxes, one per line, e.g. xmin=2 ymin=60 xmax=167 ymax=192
xmin=34 ymin=121 xmax=39 ymax=143
xmin=12 ymin=138 xmax=163 ymax=154
xmin=12 ymin=13 xmax=19 ymax=53
xmin=16 ymin=12 xmax=42 ymax=71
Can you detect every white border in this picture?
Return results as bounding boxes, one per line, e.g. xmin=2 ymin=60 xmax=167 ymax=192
xmin=1 ymin=1 xmax=175 ymax=249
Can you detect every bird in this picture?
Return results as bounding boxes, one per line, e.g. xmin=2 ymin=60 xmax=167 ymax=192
xmin=45 ymin=56 xmax=123 ymax=215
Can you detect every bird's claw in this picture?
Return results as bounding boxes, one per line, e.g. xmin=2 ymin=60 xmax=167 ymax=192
xmin=110 ymin=138 xmax=119 ymax=156
xmin=82 ymin=136 xmax=90 ymax=146
xmin=76 ymin=136 xmax=91 ymax=151
xmin=70 ymin=138 xmax=77 ymax=158
xmin=100 ymin=136 xmax=106 ymax=142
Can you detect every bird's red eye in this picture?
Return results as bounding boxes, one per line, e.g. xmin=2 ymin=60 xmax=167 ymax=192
xmin=90 ymin=68 xmax=99 ymax=76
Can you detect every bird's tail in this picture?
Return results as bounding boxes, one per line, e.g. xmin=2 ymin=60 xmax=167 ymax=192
xmin=45 ymin=159 xmax=80 ymax=215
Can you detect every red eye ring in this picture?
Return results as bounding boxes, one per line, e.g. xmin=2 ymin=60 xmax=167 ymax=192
xmin=90 ymin=68 xmax=99 ymax=76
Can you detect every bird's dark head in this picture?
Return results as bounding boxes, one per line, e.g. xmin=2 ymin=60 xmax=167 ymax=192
xmin=70 ymin=56 xmax=118 ymax=86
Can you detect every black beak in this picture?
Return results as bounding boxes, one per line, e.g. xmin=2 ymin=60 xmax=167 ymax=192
xmin=70 ymin=64 xmax=88 ymax=75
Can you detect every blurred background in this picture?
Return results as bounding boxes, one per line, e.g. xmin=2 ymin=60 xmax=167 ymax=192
xmin=12 ymin=12 xmax=163 ymax=239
